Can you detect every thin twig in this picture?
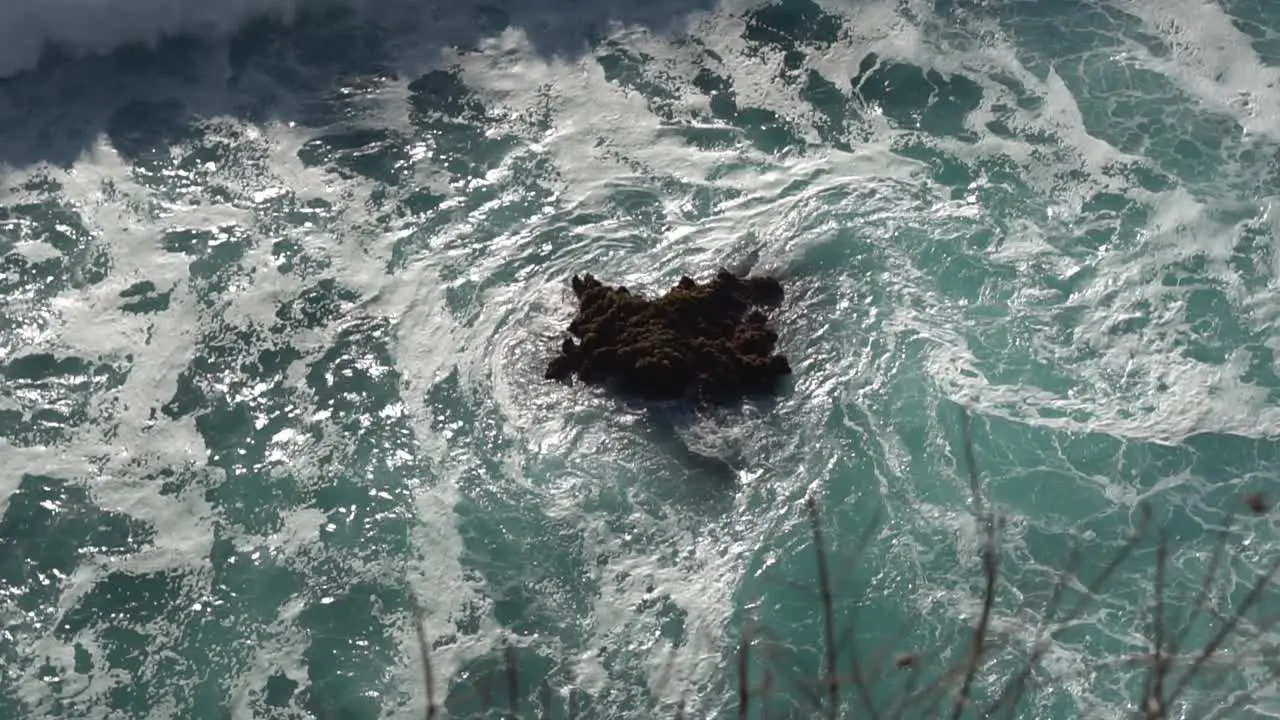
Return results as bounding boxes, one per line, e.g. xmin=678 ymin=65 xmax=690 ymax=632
xmin=950 ymin=517 xmax=998 ymax=720
xmin=1056 ymin=507 xmax=1151 ymax=626
xmin=859 ymin=619 xmax=924 ymax=691
xmin=763 ymin=646 xmax=826 ymax=712
xmin=806 ymin=495 xmax=840 ymax=720
xmin=761 ymin=669 xmax=775 ymax=720
xmin=883 ymin=407 xmax=999 ymax=720
xmin=1140 ymin=528 xmax=1169 ymax=719
xmin=896 ymin=655 xmax=923 ymax=719
xmin=986 ymin=544 xmax=1084 ymax=718
xmin=831 ymin=505 xmax=885 ymax=720
xmin=1167 ymin=520 xmax=1234 ymax=662
xmin=960 ymin=408 xmax=983 ymax=516
xmin=1202 ymin=655 xmax=1280 ymax=720
xmin=505 ymin=643 xmax=519 ymax=720
xmin=951 ymin=405 xmax=998 ymax=720
xmin=908 ymin=659 xmax=969 ymax=720
xmin=1165 ymin=554 xmax=1280 ymax=708
xmin=739 ymin=623 xmax=752 ymax=720
xmin=411 ymin=596 xmax=438 ymax=720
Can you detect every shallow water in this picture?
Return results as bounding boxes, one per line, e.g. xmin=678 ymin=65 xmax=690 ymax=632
xmin=3 ymin=0 xmax=1280 ymax=717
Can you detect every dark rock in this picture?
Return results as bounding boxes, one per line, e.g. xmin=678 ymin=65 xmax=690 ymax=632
xmin=545 ymin=269 xmax=791 ymax=402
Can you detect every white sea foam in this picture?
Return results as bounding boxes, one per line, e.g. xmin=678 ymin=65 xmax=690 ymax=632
xmin=6 ymin=0 xmax=1280 ymax=715
xmin=1118 ymin=0 xmax=1280 ymax=142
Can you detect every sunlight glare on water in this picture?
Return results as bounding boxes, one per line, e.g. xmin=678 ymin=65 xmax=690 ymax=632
xmin=3 ymin=0 xmax=1280 ymax=717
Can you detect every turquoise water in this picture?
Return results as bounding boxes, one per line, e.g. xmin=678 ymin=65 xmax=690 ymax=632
xmin=3 ymin=0 xmax=1280 ymax=717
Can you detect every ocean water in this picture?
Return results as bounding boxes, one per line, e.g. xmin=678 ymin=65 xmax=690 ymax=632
xmin=3 ymin=0 xmax=1280 ymax=717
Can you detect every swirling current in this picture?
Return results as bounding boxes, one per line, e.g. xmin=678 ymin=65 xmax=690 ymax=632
xmin=3 ymin=0 xmax=1280 ymax=717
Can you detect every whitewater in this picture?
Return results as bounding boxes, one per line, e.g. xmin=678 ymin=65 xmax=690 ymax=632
xmin=3 ymin=0 xmax=1280 ymax=717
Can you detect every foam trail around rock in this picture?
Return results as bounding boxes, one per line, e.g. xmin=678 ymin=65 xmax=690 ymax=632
xmin=3 ymin=0 xmax=1280 ymax=717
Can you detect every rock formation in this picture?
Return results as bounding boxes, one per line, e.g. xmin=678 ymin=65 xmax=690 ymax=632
xmin=545 ymin=269 xmax=790 ymax=403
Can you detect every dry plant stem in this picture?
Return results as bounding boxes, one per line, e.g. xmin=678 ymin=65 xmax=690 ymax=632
xmin=760 ymin=669 xmax=775 ymax=720
xmin=988 ymin=512 xmax=1148 ymax=719
xmin=859 ymin=616 xmax=925 ymax=691
xmin=888 ymin=636 xmax=997 ymax=718
xmin=1139 ymin=529 xmax=1169 ymax=719
xmin=882 ymin=409 xmax=997 ymax=720
xmin=836 ymin=507 xmax=886 ymax=720
xmin=806 ymin=495 xmax=841 ymax=720
xmin=1059 ymin=509 xmax=1152 ymax=625
xmin=950 ymin=406 xmax=998 ymax=720
xmin=1166 ymin=537 xmax=1280 ymax=720
xmin=769 ymin=649 xmax=826 ymax=711
xmin=948 ymin=529 xmax=998 ymax=720
xmin=988 ymin=498 xmax=1149 ymax=718
xmin=890 ymin=569 xmax=999 ymax=702
xmin=411 ymin=597 xmax=439 ymax=720
xmin=747 ymin=618 xmax=828 ymax=711
xmin=985 ymin=545 xmax=1083 ymax=719
xmin=739 ymin=626 xmax=752 ymax=720
xmin=505 ymin=644 xmax=520 ymax=720
xmin=1202 ymin=656 xmax=1280 ymax=720
xmin=960 ymin=409 xmax=983 ymax=515
xmin=892 ymin=660 xmax=923 ymax=720
xmin=910 ymin=664 xmax=965 ymax=720
xmin=417 ymin=399 xmax=1277 ymax=719
xmin=803 ymin=497 xmax=883 ymax=720
xmin=1166 ymin=522 xmax=1233 ymax=662
xmin=1164 ymin=554 xmax=1280 ymax=708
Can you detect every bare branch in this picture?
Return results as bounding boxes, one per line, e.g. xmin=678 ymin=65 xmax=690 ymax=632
xmin=1165 ymin=554 xmax=1280 ymax=708
xmin=951 ymin=405 xmax=998 ymax=720
xmin=986 ymin=544 xmax=1083 ymax=718
xmin=950 ymin=515 xmax=998 ymax=720
xmin=505 ymin=643 xmax=519 ymax=720
xmin=739 ymin=622 xmax=752 ymax=720
xmin=1139 ymin=528 xmax=1169 ymax=719
xmin=806 ymin=495 xmax=840 ymax=720
xmin=410 ymin=595 xmax=439 ymax=720
xmin=1167 ymin=518 xmax=1234 ymax=663
xmin=1202 ymin=655 xmax=1280 ymax=720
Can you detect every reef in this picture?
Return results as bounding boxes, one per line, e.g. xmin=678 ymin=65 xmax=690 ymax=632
xmin=545 ymin=269 xmax=791 ymax=403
